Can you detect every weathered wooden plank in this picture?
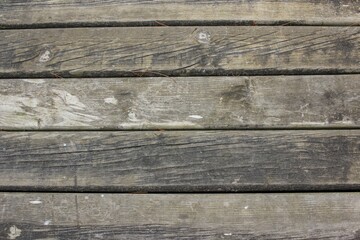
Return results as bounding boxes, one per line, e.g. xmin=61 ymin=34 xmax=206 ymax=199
xmin=1 ymin=193 xmax=359 ymax=239
xmin=0 ymin=75 xmax=359 ymax=130
xmin=0 ymin=0 xmax=359 ymax=28
xmin=0 ymin=26 xmax=359 ymax=77
xmin=0 ymin=130 xmax=359 ymax=191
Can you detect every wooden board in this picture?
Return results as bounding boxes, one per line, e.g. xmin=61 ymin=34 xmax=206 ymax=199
xmin=0 ymin=75 xmax=359 ymax=130
xmin=1 ymin=130 xmax=359 ymax=192
xmin=1 ymin=0 xmax=359 ymax=28
xmin=1 ymin=193 xmax=359 ymax=239
xmin=1 ymin=26 xmax=359 ymax=78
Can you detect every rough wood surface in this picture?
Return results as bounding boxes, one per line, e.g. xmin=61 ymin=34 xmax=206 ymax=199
xmin=1 ymin=26 xmax=359 ymax=77
xmin=1 ymin=0 xmax=359 ymax=28
xmin=0 ymin=75 xmax=359 ymax=130
xmin=0 ymin=130 xmax=359 ymax=192
xmin=1 ymin=193 xmax=359 ymax=239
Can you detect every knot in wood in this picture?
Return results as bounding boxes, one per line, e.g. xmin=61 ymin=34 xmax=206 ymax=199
xmin=197 ymin=31 xmax=211 ymax=44
xmin=39 ymin=50 xmax=52 ymax=63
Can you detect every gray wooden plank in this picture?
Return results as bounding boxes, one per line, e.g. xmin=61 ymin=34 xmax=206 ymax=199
xmin=0 ymin=26 xmax=359 ymax=78
xmin=0 ymin=130 xmax=359 ymax=191
xmin=0 ymin=75 xmax=359 ymax=130
xmin=1 ymin=193 xmax=359 ymax=239
xmin=0 ymin=0 xmax=359 ymax=27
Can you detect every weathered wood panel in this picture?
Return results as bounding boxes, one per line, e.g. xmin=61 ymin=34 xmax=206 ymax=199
xmin=1 ymin=26 xmax=359 ymax=77
xmin=1 ymin=0 xmax=359 ymax=28
xmin=1 ymin=193 xmax=359 ymax=239
xmin=0 ymin=75 xmax=359 ymax=130
xmin=1 ymin=130 xmax=359 ymax=191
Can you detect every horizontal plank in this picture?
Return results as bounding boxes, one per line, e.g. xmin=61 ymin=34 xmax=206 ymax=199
xmin=0 ymin=0 xmax=359 ymax=27
xmin=1 ymin=130 xmax=359 ymax=191
xmin=1 ymin=193 xmax=359 ymax=239
xmin=0 ymin=26 xmax=359 ymax=77
xmin=0 ymin=75 xmax=359 ymax=130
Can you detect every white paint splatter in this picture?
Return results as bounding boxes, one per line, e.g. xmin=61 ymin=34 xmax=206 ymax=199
xmin=128 ymin=112 xmax=140 ymax=122
xmin=290 ymin=122 xmax=327 ymax=126
xmin=197 ymin=31 xmax=211 ymax=44
xmin=104 ymin=97 xmax=118 ymax=105
xmin=224 ymin=233 xmax=232 ymax=236
xmin=332 ymin=120 xmax=354 ymax=125
xmin=39 ymin=50 xmax=52 ymax=63
xmin=244 ymin=206 xmax=249 ymax=209
xmin=232 ymin=178 xmax=240 ymax=184
xmin=189 ymin=115 xmax=203 ymax=119
xmin=23 ymin=79 xmax=45 ymax=84
xmin=101 ymin=194 xmax=105 ymax=198
xmin=29 ymin=200 xmax=42 ymax=205
xmin=63 ymin=143 xmax=67 ymax=147
xmin=94 ymin=233 xmax=104 ymax=239
xmin=8 ymin=225 xmax=22 ymax=239
xmin=299 ymin=103 xmax=309 ymax=118
xmin=264 ymin=117 xmax=280 ymax=124
xmin=44 ymin=220 xmax=51 ymax=225
xmin=236 ymin=116 xmax=244 ymax=122
xmin=118 ymin=121 xmax=197 ymax=129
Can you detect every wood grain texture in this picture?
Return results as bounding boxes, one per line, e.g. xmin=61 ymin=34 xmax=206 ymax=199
xmin=0 ymin=130 xmax=359 ymax=192
xmin=0 ymin=75 xmax=359 ymax=130
xmin=1 ymin=193 xmax=360 ymax=239
xmin=0 ymin=0 xmax=359 ymax=27
xmin=0 ymin=26 xmax=359 ymax=77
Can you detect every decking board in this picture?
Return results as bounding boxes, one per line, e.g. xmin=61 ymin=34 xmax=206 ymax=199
xmin=0 ymin=75 xmax=359 ymax=130
xmin=1 ymin=1 xmax=360 ymax=238
xmin=1 ymin=26 xmax=359 ymax=78
xmin=1 ymin=130 xmax=359 ymax=192
xmin=1 ymin=0 xmax=359 ymax=28
xmin=1 ymin=193 xmax=359 ymax=239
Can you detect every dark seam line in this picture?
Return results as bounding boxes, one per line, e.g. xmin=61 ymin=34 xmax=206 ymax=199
xmin=0 ymin=189 xmax=359 ymax=194
xmin=0 ymin=21 xmax=359 ymax=30
xmin=0 ymin=70 xmax=360 ymax=79
xmin=1 ymin=127 xmax=360 ymax=132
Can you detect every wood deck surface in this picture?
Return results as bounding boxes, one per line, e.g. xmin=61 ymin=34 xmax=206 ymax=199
xmin=0 ymin=0 xmax=359 ymax=239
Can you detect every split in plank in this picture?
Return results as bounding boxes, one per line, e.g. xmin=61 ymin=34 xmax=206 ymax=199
xmin=1 ymin=26 xmax=359 ymax=77
xmin=1 ymin=193 xmax=360 ymax=239
xmin=1 ymin=130 xmax=359 ymax=192
xmin=0 ymin=0 xmax=359 ymax=28
xmin=0 ymin=75 xmax=359 ymax=130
